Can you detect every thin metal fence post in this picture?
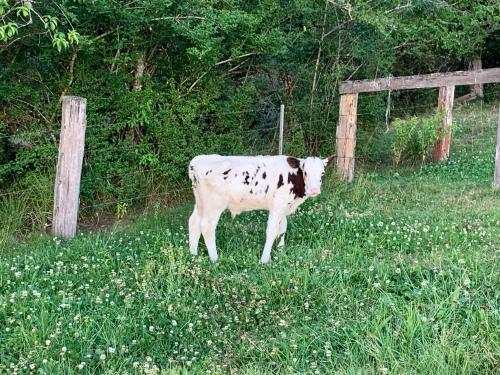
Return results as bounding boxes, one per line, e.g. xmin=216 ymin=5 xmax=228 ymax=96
xmin=279 ymin=104 xmax=284 ymax=155
xmin=494 ymin=105 xmax=500 ymax=189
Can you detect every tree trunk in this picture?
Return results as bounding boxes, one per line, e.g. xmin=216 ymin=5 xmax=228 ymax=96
xmin=132 ymin=52 xmax=146 ymax=91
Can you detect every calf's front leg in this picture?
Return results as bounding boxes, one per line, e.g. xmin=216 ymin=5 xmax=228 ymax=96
xmin=277 ymin=216 xmax=287 ymax=248
xmin=260 ymin=213 xmax=282 ymax=264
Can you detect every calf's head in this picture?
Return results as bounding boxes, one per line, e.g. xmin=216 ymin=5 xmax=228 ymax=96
xmin=288 ymin=156 xmax=336 ymax=197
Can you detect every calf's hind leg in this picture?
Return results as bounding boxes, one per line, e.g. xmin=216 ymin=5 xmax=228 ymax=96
xmin=188 ymin=206 xmax=201 ymax=255
xmin=200 ymin=207 xmax=224 ymax=263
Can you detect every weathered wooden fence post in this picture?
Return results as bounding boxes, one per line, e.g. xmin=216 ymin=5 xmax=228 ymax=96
xmin=336 ymin=93 xmax=358 ymax=181
xmin=470 ymin=60 xmax=484 ymax=98
xmin=52 ymin=96 xmax=87 ymax=239
xmin=433 ymin=86 xmax=455 ymax=162
xmin=494 ymin=106 xmax=500 ymax=189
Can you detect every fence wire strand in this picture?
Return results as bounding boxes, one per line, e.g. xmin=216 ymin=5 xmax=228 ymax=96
xmin=2 ymin=88 xmax=499 ymax=143
xmin=1 ymin=95 xmax=499 ymax=214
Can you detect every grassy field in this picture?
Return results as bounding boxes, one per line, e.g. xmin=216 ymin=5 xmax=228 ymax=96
xmin=1 ymin=102 xmax=499 ymax=374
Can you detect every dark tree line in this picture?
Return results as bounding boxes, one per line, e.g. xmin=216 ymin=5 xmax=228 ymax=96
xmin=1 ymin=0 xmax=498 ymax=206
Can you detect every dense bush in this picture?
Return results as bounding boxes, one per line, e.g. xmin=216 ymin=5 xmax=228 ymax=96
xmin=0 ymin=0 xmax=498 ymax=227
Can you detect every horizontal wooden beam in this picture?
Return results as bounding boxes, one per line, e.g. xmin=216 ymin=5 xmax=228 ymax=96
xmin=340 ymin=68 xmax=500 ymax=94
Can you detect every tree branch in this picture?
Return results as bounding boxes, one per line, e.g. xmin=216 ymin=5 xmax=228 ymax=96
xmin=385 ymin=3 xmax=413 ymax=14
xmin=214 ymin=52 xmax=261 ymax=66
xmin=59 ymin=47 xmax=78 ymax=101
xmin=182 ymin=71 xmax=209 ymax=96
xmin=93 ymin=27 xmax=119 ymax=42
xmin=132 ymin=51 xmax=146 ymax=91
xmin=150 ymin=15 xmax=206 ymax=22
xmin=310 ymin=1 xmax=329 ymax=108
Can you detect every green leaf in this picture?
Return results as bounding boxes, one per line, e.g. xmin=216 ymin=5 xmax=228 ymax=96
xmin=67 ymin=29 xmax=80 ymax=45
xmin=50 ymin=19 xmax=58 ymax=31
xmin=52 ymin=32 xmax=69 ymax=52
xmin=6 ymin=23 xmax=18 ymax=38
xmin=43 ymin=15 xmax=58 ymax=31
xmin=16 ymin=5 xmax=30 ymax=18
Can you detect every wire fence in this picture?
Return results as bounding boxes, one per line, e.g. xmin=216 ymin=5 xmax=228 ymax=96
xmin=2 ymin=94 xmax=499 ymax=145
xmin=1 ymin=89 xmax=499 ymax=226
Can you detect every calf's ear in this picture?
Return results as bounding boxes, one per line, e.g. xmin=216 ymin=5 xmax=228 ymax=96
xmin=287 ymin=157 xmax=301 ymax=169
xmin=323 ymin=155 xmax=336 ymax=166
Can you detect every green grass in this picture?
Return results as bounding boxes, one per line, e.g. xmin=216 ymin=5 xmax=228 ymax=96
xmin=1 ymin=102 xmax=499 ymax=374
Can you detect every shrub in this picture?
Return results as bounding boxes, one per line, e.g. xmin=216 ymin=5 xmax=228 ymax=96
xmin=392 ymin=112 xmax=444 ymax=165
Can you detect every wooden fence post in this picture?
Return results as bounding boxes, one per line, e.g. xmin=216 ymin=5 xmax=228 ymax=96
xmin=336 ymin=93 xmax=358 ymax=181
xmin=494 ymin=106 xmax=500 ymax=189
xmin=470 ymin=60 xmax=484 ymax=98
xmin=433 ymin=86 xmax=455 ymax=162
xmin=52 ymin=96 xmax=87 ymax=239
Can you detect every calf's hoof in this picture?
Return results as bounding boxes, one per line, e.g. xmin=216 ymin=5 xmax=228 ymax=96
xmin=260 ymin=256 xmax=271 ymax=264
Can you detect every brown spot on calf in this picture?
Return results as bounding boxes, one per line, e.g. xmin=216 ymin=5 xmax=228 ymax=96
xmin=277 ymin=174 xmax=284 ymax=188
xmin=287 ymin=157 xmax=301 ymax=169
xmin=287 ymin=170 xmax=305 ymax=199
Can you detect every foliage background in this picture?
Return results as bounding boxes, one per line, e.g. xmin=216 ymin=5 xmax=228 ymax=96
xmin=0 ymin=0 xmax=499 ymax=221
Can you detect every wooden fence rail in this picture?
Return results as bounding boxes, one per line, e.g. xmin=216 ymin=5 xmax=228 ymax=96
xmin=336 ymin=67 xmax=500 ymax=182
xmin=339 ymin=68 xmax=500 ymax=94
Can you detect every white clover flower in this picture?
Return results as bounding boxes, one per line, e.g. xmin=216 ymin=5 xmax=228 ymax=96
xmin=100 ymin=354 xmax=106 ymax=361
xmin=171 ymin=320 xmax=177 ymax=327
xmin=463 ymin=277 xmax=471 ymax=287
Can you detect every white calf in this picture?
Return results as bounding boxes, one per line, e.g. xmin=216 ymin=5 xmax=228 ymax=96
xmin=188 ymin=154 xmax=335 ymax=263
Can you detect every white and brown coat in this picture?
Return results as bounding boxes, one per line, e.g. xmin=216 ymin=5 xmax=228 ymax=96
xmin=188 ymin=154 xmax=335 ymax=263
